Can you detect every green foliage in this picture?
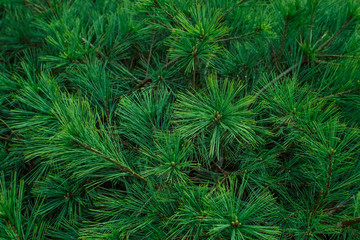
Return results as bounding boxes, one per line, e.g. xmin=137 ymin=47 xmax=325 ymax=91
xmin=174 ymin=74 xmax=260 ymax=159
xmin=170 ymin=178 xmax=281 ymax=239
xmin=0 ymin=173 xmax=47 ymax=240
xmin=1 ymin=0 xmax=360 ymax=239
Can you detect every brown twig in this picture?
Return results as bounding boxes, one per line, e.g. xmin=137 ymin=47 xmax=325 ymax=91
xmin=340 ymin=217 xmax=360 ymax=228
xmin=192 ymin=57 xmax=197 ymax=89
xmin=322 ymin=153 xmax=333 ymax=201
xmin=144 ymin=29 xmax=157 ymax=79
xmin=5 ymin=219 xmax=20 ymax=240
xmin=324 ymin=204 xmax=352 ymax=214
xmin=323 ymin=89 xmax=360 ymax=99
xmin=209 ymin=176 xmax=228 ymax=195
xmin=318 ymin=54 xmax=360 ymax=60
xmin=0 ymin=119 xmax=23 ymax=140
xmin=214 ymin=162 xmax=230 ymax=177
xmin=44 ymin=0 xmax=53 ymax=9
xmin=279 ymin=17 xmax=289 ymax=64
xmin=312 ymin=189 xmax=323 ymax=213
xmin=0 ymin=136 xmax=14 ymax=142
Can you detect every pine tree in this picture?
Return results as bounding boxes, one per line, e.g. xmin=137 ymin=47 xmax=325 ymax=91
xmin=1 ymin=0 xmax=360 ymax=239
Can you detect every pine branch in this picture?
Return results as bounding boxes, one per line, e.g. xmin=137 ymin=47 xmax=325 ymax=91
xmin=5 ymin=218 xmax=20 ymax=240
xmin=214 ymin=161 xmax=230 ymax=177
xmin=145 ymin=12 xmax=172 ymax=30
xmin=324 ymin=204 xmax=352 ymax=215
xmin=318 ymin=16 xmax=354 ymax=52
xmin=218 ymin=0 xmax=247 ymax=22
xmin=283 ymin=209 xmax=309 ymax=222
xmin=0 ymin=119 xmax=13 ymax=132
xmin=144 ymin=29 xmax=157 ymax=79
xmin=314 ymin=60 xmax=341 ymax=66
xmin=323 ymin=89 xmax=360 ymax=99
xmin=248 ymin=61 xmax=303 ymax=109
xmin=209 ymin=176 xmax=228 ymax=195
xmin=340 ymin=217 xmax=360 ymax=228
xmin=278 ymin=17 xmax=289 ymax=65
xmin=44 ymin=0 xmax=52 ymax=10
xmin=322 ymin=153 xmax=333 ymax=201
xmin=0 ymin=136 xmax=13 ymax=142
xmin=194 ymin=0 xmax=199 ymax=21
xmin=311 ymin=152 xmax=334 ymax=214
xmin=124 ymin=58 xmax=176 ymax=97
xmin=73 ymin=141 xmax=148 ymax=183
xmin=23 ymin=0 xmax=46 ymax=13
xmin=135 ymin=196 xmax=153 ymax=217
xmin=254 ymin=62 xmax=302 ymax=98
xmin=211 ymin=28 xmax=262 ymax=43
xmin=0 ymin=119 xmax=23 ymax=140
xmin=312 ymin=189 xmax=323 ymax=213
xmin=152 ymin=0 xmax=181 ymax=25
xmin=192 ymin=57 xmax=197 ymax=89
xmin=318 ymin=54 xmax=360 ymax=60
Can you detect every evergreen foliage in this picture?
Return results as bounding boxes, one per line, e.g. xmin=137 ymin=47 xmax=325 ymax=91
xmin=0 ymin=0 xmax=360 ymax=239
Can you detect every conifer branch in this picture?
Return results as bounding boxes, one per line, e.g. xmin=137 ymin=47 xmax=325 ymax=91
xmin=0 ymin=136 xmax=13 ymax=142
xmin=322 ymin=153 xmax=333 ymax=201
xmin=340 ymin=217 xmax=360 ymax=228
xmin=2 ymin=1 xmax=360 ymax=238
xmin=318 ymin=54 xmax=360 ymax=59
xmin=323 ymin=89 xmax=360 ymax=98
xmin=214 ymin=161 xmax=230 ymax=177
xmin=279 ymin=17 xmax=289 ymax=64
xmin=248 ymin=61 xmax=303 ymax=110
xmin=254 ymin=62 xmax=302 ymax=98
xmin=318 ymin=16 xmax=354 ymax=52
xmin=0 ymin=119 xmax=23 ymax=140
xmin=312 ymin=190 xmax=323 ymax=213
xmin=144 ymin=29 xmax=157 ymax=79
xmin=73 ymin=141 xmax=148 ymax=183
xmin=211 ymin=28 xmax=262 ymax=43
xmin=209 ymin=176 xmax=228 ymax=195
xmin=218 ymin=0 xmax=247 ymax=22
xmin=324 ymin=204 xmax=352 ymax=214
xmin=44 ymin=0 xmax=52 ymax=9
xmin=0 ymin=119 xmax=13 ymax=133
xmin=5 ymin=218 xmax=20 ymax=240
xmin=192 ymin=58 xmax=197 ymax=89
xmin=152 ymin=0 xmax=181 ymax=25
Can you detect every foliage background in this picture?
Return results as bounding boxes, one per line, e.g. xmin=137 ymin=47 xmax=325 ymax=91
xmin=0 ymin=0 xmax=360 ymax=239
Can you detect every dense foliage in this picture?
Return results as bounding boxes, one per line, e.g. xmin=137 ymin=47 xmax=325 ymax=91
xmin=1 ymin=0 xmax=360 ymax=239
